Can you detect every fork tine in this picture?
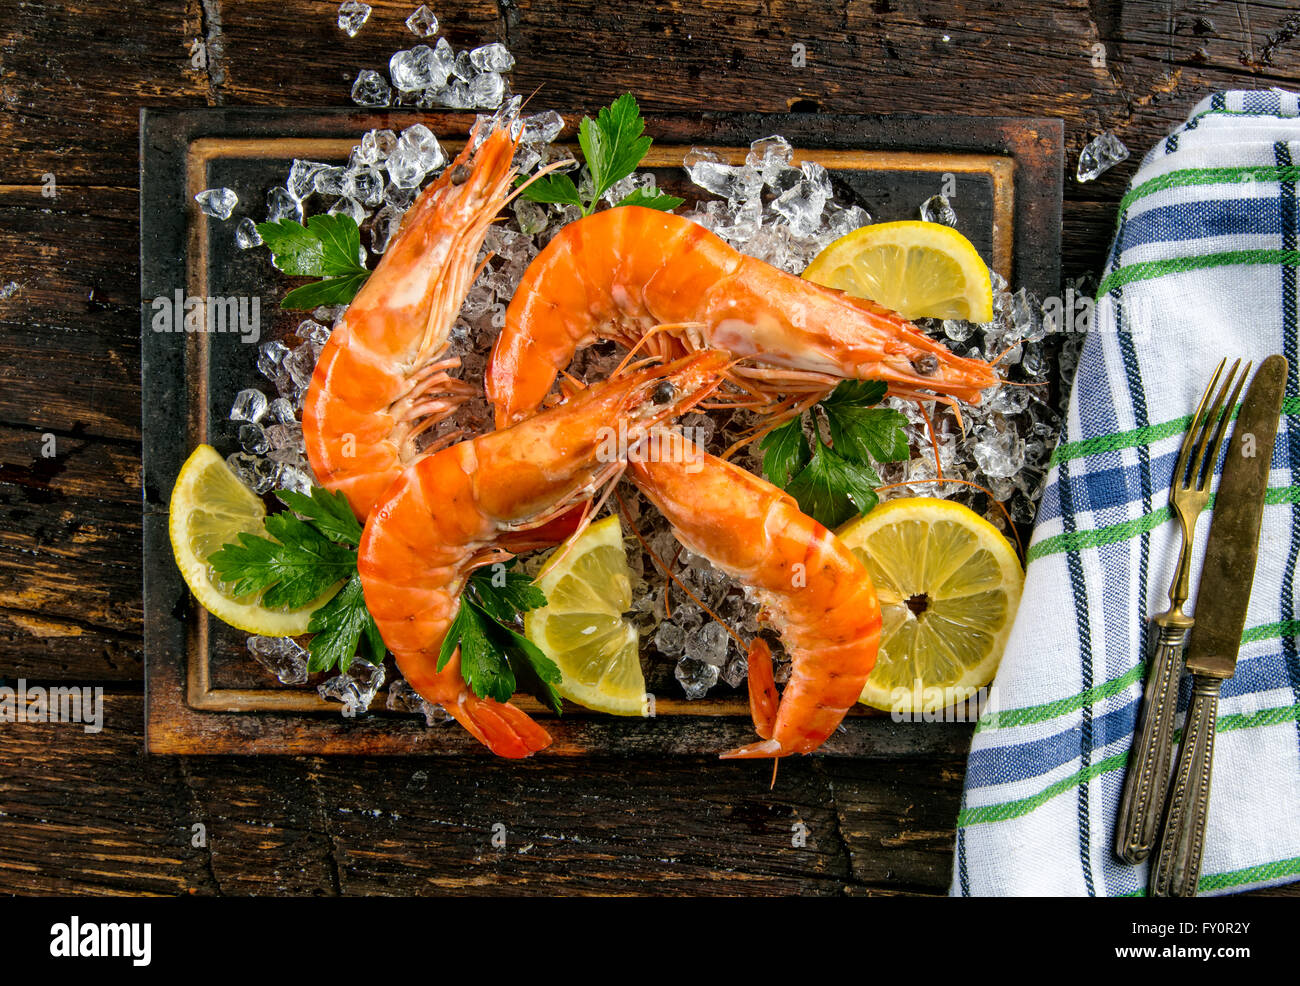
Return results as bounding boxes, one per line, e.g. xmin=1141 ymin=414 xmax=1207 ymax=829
xmin=1188 ymin=358 xmax=1242 ymax=490
xmin=1173 ymin=358 xmax=1226 ymax=490
xmin=1196 ymin=361 xmax=1251 ymax=490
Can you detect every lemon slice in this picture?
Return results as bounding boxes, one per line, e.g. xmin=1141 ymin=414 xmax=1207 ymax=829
xmin=169 ymin=444 xmax=333 ymax=635
xmin=525 ymin=515 xmax=647 ymax=716
xmin=837 ymin=497 xmax=1023 ymax=714
xmin=802 ymin=220 xmax=994 ymax=323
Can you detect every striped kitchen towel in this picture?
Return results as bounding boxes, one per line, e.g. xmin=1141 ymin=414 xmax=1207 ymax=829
xmin=951 ymin=90 xmax=1300 ymax=896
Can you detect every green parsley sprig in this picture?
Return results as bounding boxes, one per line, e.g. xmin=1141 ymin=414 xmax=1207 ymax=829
xmin=439 ymin=566 xmax=563 ymax=715
xmin=208 ymin=486 xmax=382 ymax=673
xmin=760 ymin=380 xmax=911 ymax=528
xmin=256 ymin=213 xmax=370 ymax=310
xmin=208 ymin=487 xmax=559 ymax=706
xmin=519 ymin=93 xmax=685 ymax=217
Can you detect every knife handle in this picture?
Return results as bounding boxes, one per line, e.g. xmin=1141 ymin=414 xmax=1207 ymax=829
xmin=1151 ymin=675 xmax=1222 ymax=897
xmin=1115 ymin=622 xmax=1188 ymax=863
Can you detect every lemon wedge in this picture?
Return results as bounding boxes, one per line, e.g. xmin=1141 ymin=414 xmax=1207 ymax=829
xmin=802 ymin=220 xmax=994 ymax=323
xmin=837 ymin=497 xmax=1022 ymax=715
xmin=525 ymin=515 xmax=648 ymax=716
xmin=169 ymin=444 xmax=333 ymax=635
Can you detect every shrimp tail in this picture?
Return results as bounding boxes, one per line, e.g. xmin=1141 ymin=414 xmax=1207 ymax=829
xmin=414 ymin=651 xmax=552 ymax=759
xmin=448 ymin=690 xmax=553 ymax=759
xmin=720 ymin=738 xmax=784 ymax=760
xmin=745 ymin=638 xmax=779 ymax=740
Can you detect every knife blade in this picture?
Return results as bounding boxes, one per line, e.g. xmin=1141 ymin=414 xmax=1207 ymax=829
xmin=1150 ymin=353 xmax=1288 ymax=897
xmin=1184 ymin=353 xmax=1288 ymax=677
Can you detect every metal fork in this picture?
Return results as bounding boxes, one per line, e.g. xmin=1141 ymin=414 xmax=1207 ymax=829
xmin=1115 ymin=357 xmax=1249 ymax=864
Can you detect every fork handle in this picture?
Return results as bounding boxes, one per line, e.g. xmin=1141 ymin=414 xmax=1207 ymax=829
xmin=1115 ymin=623 xmax=1187 ymax=863
xmin=1150 ymin=675 xmax=1221 ymax=897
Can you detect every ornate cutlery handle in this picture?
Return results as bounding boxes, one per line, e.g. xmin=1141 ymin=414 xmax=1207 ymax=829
xmin=1151 ymin=675 xmax=1222 ymax=897
xmin=1115 ymin=622 xmax=1188 ymax=863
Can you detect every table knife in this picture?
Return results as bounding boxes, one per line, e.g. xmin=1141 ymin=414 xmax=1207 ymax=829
xmin=1150 ymin=354 xmax=1288 ymax=897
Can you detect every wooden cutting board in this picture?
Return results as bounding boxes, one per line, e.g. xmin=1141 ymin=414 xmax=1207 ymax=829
xmin=140 ymin=106 xmax=1062 ymax=755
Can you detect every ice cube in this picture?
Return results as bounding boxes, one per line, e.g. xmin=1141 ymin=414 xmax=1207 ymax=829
xmin=359 ymin=129 xmax=398 ymax=165
xmin=319 ymin=657 xmax=386 ymax=717
xmin=287 ymin=160 xmax=327 ymax=200
xmin=256 ymin=340 xmax=290 ymax=380
xmin=920 ymin=193 xmax=958 ymax=227
xmin=771 ymin=163 xmax=831 ymax=236
xmin=313 ymin=166 xmax=347 ymax=198
xmin=247 ymin=635 xmax=310 ymax=685
xmin=520 ymin=110 xmax=564 ymax=145
xmin=370 ymin=204 xmax=403 ymax=254
xmin=390 ymin=45 xmax=451 ymax=92
xmin=1076 ymin=131 xmax=1130 ymax=182
xmin=745 ymin=135 xmax=793 ymax=187
xmin=284 ymin=347 xmax=317 ymax=391
xmin=350 ymin=69 xmax=392 ymax=107
xmin=238 ymin=421 xmax=270 ymax=455
xmin=195 ymin=187 xmax=237 ymax=220
xmin=469 ymin=71 xmax=506 ymax=109
xmin=265 ymin=187 xmax=302 ymax=223
xmin=345 ymin=166 xmax=384 ymax=207
xmin=653 ymin=621 xmax=686 ymax=657
xmin=273 ymin=461 xmax=313 ymax=495
xmin=512 ymin=198 xmax=549 ymax=236
xmin=674 ymin=656 xmax=719 ymax=700
xmin=387 ymin=678 xmax=453 ymax=725
xmin=942 ymin=318 xmax=975 ymax=343
xmin=337 ymin=1 xmax=372 ymax=37
xmin=296 ymin=318 xmax=330 ymax=347
xmin=385 ymin=124 xmax=446 ymax=188
xmin=405 ymin=4 xmax=439 ymax=37
xmin=265 ymin=397 xmax=296 ymax=424
xmin=720 ymin=651 xmax=749 ymax=689
xmin=469 ymin=42 xmax=515 ymax=73
xmin=686 ymin=622 xmax=729 ymax=667
xmin=234 ymin=217 xmax=262 ymax=250
xmin=229 ymin=388 xmax=268 ymax=423
xmin=265 ymin=421 xmax=304 ymax=452
xmin=327 ymin=195 xmax=367 ymax=227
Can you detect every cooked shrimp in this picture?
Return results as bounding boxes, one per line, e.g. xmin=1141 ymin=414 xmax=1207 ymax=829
xmin=358 ymin=352 xmax=731 ymax=758
xmin=303 ymin=123 xmax=523 ymax=519
xmin=628 ymin=436 xmax=882 ymax=758
xmin=486 ymin=205 xmax=998 ymax=430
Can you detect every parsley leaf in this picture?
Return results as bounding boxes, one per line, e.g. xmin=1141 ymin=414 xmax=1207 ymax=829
xmin=786 ymin=443 xmax=882 ymax=529
xmin=581 ymin=93 xmax=652 ymax=203
xmin=520 ymin=173 xmax=584 ymax=208
xmin=437 ymin=565 xmax=560 ymax=713
xmin=468 ymin=566 xmax=547 ymax=624
xmin=209 ymin=515 xmax=354 ymax=610
xmin=759 ymin=417 xmax=811 ymax=488
xmin=276 ymin=487 xmax=364 ymax=547
xmin=306 ymin=573 xmax=385 ymax=673
xmin=209 ymin=485 xmax=385 ymax=675
xmin=519 ymin=94 xmax=677 ymax=217
xmin=616 ymin=187 xmax=686 ymax=211
xmin=257 ymin=214 xmax=370 ymax=310
xmin=760 ymin=379 xmax=909 ymax=528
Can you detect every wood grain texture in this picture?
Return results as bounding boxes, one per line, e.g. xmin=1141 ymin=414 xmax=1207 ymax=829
xmin=2 ymin=0 xmax=1298 ymax=896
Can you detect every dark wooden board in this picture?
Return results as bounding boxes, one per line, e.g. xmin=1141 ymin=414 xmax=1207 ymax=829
xmin=141 ymin=105 xmax=1060 ymax=755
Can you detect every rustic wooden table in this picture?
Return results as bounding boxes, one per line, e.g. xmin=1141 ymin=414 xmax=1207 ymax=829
xmin=2 ymin=0 xmax=1298 ymax=897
